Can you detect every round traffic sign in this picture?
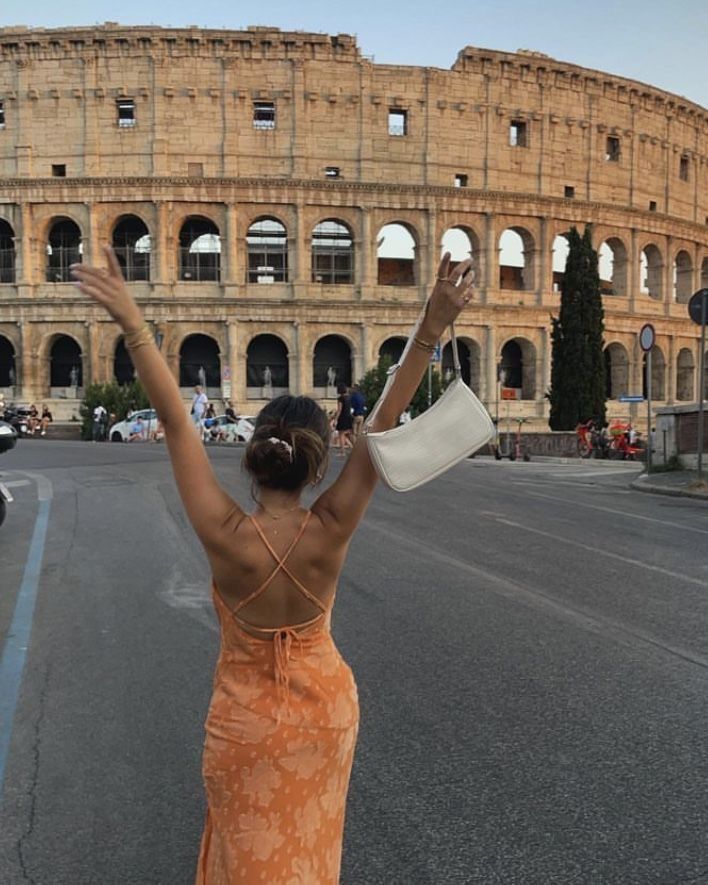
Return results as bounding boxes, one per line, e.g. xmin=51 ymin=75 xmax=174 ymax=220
xmin=688 ymin=289 xmax=708 ymax=326
xmin=639 ymin=323 xmax=655 ymax=352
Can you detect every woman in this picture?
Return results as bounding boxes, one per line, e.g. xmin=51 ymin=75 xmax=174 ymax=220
xmin=71 ymin=247 xmax=473 ymax=884
xmin=333 ymin=383 xmax=354 ymax=456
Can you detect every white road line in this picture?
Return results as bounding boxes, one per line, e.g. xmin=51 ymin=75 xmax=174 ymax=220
xmin=483 ymin=514 xmax=708 ymax=588
xmin=3 ymin=479 xmax=31 ymax=489
xmin=547 ymin=469 xmax=640 ymax=479
xmin=503 ymin=486 xmax=708 ymax=535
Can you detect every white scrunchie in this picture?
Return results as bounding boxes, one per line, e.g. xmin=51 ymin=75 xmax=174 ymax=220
xmin=267 ymin=436 xmax=293 ymax=461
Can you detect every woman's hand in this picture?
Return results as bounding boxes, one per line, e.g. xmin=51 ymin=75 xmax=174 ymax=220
xmin=70 ymin=246 xmax=144 ymax=332
xmin=419 ymin=252 xmax=475 ymax=340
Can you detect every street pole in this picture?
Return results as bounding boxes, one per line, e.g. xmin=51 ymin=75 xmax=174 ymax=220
xmin=698 ymin=292 xmax=707 ymax=480
xmin=427 ymin=361 xmax=432 ymax=408
xmin=646 ymin=349 xmax=652 ymax=474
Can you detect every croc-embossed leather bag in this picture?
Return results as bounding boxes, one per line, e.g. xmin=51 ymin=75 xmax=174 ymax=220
xmin=365 ymin=323 xmax=495 ymax=492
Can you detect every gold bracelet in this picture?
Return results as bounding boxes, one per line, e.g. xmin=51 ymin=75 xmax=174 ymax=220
xmin=412 ymin=335 xmax=437 ymax=353
xmin=123 ymin=324 xmax=155 ymax=350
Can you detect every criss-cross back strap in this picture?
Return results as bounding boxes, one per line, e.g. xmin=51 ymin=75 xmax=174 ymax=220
xmin=232 ymin=510 xmax=326 ymax=615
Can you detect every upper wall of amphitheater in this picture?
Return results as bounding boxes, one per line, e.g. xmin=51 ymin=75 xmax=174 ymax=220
xmin=0 ymin=24 xmax=707 ymax=227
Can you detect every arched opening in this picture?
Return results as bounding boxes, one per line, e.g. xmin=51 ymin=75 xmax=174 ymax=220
xmin=311 ymin=220 xmax=353 ymax=284
xmin=247 ymin=217 xmax=288 ymax=284
xmin=0 ymin=335 xmax=16 ymax=387
xmin=499 ymin=227 xmax=534 ymax=291
xmin=178 ymin=217 xmax=221 ymax=282
xmin=440 ymin=226 xmax=477 ymax=273
xmin=46 ymin=218 xmax=82 ymax=283
xmin=676 ymin=348 xmax=694 ymax=401
xmin=50 ymin=335 xmax=82 ymax=388
xmin=673 ymin=250 xmax=693 ymax=303
xmin=313 ymin=335 xmax=352 ymax=390
xmin=378 ymin=336 xmax=406 ymax=365
xmin=0 ymin=220 xmax=16 ymax=284
xmin=551 ymin=233 xmax=570 ymax=293
xmin=642 ymin=346 xmax=666 ymax=400
xmin=598 ymin=238 xmax=628 ymax=297
xmin=442 ymin=338 xmax=481 ymax=393
xmin=112 ymin=216 xmax=151 ymax=282
xmin=179 ymin=334 xmax=221 ymax=389
xmin=640 ymin=244 xmax=663 ymax=300
xmin=603 ymin=343 xmax=629 ymax=399
xmin=246 ymin=334 xmax=289 ymax=396
xmin=377 ymin=223 xmax=416 ymax=286
xmin=500 ymin=338 xmax=536 ymax=399
xmin=114 ymin=338 xmax=135 ymax=386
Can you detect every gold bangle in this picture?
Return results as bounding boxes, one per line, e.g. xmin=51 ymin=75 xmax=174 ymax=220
xmin=123 ymin=324 xmax=155 ymax=351
xmin=412 ymin=335 xmax=437 ymax=353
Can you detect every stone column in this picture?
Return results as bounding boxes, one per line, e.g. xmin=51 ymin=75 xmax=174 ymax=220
xmin=224 ymin=204 xmax=238 ymax=285
xmin=421 ymin=209 xmax=437 ymax=301
xmin=86 ymin=321 xmax=101 ymax=385
xmin=297 ymin=326 xmax=312 ymax=398
xmin=292 ymin=204 xmax=309 ymax=299
xmin=360 ymin=208 xmax=376 ymax=297
xmin=536 ymin=217 xmax=549 ymax=304
xmin=85 ymin=203 xmax=100 ymax=267
xmin=538 ymin=326 xmax=550 ymax=416
xmin=485 ymin=324 xmax=498 ymax=417
xmin=290 ymin=321 xmax=301 ymax=396
xmin=225 ymin=320 xmax=242 ymax=408
xmin=664 ymin=234 xmax=673 ymax=315
xmin=666 ymin=336 xmax=676 ymax=404
xmin=354 ymin=323 xmax=368 ymax=381
xmin=155 ymin=202 xmax=169 ymax=284
xmin=628 ymin=228 xmax=639 ymax=313
xmin=481 ymin=212 xmax=496 ymax=305
xmin=17 ymin=203 xmax=33 ymax=288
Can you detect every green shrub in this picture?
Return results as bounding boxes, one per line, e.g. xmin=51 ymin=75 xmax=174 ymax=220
xmin=79 ymin=381 xmax=150 ymax=440
xmin=357 ymin=356 xmax=443 ymax=418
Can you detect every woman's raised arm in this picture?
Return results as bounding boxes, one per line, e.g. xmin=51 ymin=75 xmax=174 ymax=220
xmin=313 ymin=252 xmax=475 ymax=536
xmin=71 ymin=247 xmax=242 ymax=545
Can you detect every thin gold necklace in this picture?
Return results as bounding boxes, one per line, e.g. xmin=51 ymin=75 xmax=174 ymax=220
xmin=257 ymin=501 xmax=301 ymax=521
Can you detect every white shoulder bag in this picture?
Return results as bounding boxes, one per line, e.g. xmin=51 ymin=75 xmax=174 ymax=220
xmin=365 ymin=323 xmax=495 ymax=492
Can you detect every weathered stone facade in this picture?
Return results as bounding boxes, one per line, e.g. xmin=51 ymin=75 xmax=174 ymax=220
xmin=0 ymin=24 xmax=706 ymax=424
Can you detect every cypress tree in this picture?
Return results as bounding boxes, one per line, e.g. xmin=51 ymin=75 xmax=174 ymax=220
xmin=548 ymin=226 xmax=606 ymax=430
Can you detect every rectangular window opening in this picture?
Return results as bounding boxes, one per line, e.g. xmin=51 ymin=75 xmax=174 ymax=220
xmin=388 ymin=108 xmax=407 ymax=137
xmin=187 ymin=162 xmax=204 ymax=177
xmin=564 ymin=185 xmax=575 ymax=199
xmin=325 ymin=166 xmax=340 ymax=179
xmin=454 ymin=173 xmax=468 ymax=188
xmin=509 ymin=119 xmax=527 ymax=147
xmin=51 ymin=164 xmax=66 ymax=177
xmin=605 ymin=136 xmax=621 ymax=162
xmin=649 ymin=200 xmax=657 ymax=212
xmin=117 ymin=98 xmax=136 ymax=128
xmin=679 ymin=155 xmax=689 ymax=181
xmin=253 ymin=101 xmax=276 ymax=130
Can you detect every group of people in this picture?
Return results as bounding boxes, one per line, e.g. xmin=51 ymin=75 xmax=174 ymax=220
xmin=19 ymin=403 xmax=53 ymax=436
xmin=191 ymin=385 xmax=241 ymax=443
xmin=329 ymin=382 xmax=367 ymax=455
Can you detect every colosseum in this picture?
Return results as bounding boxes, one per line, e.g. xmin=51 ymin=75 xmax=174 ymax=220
xmin=0 ymin=23 xmax=706 ymax=427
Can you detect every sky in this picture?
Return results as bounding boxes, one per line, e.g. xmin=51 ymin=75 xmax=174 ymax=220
xmin=1 ymin=0 xmax=707 ymax=109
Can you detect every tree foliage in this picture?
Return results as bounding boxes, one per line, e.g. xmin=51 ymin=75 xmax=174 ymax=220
xmin=357 ymin=356 xmax=443 ymax=419
xmin=548 ymin=226 xmax=606 ymax=430
xmin=79 ymin=380 xmax=150 ymax=440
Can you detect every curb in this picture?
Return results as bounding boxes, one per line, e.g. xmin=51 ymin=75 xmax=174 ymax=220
xmin=630 ymin=476 xmax=708 ymax=501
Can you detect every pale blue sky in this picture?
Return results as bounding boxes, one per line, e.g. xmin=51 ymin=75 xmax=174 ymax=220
xmin=2 ymin=0 xmax=707 ymax=108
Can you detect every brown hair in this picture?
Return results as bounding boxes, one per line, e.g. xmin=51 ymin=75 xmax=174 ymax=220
xmin=244 ymin=395 xmax=330 ymax=491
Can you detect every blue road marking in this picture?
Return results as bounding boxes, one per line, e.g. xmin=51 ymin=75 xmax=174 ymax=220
xmin=0 ymin=495 xmax=51 ymax=794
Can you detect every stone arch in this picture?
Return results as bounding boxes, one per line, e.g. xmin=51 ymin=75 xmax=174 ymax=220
xmin=114 ymin=337 xmax=135 ymax=386
xmin=499 ymin=227 xmax=535 ymax=291
xmin=639 ymin=243 xmax=663 ymax=300
xmin=0 ymin=334 xmax=16 ymax=387
xmin=440 ymin=225 xmax=479 ymax=274
xmin=179 ymin=333 xmax=221 ymax=389
xmin=49 ymin=334 xmax=83 ymax=388
xmin=377 ymin=222 xmax=417 ymax=286
xmin=0 ymin=219 xmax=16 ymax=284
xmin=642 ymin=345 xmax=666 ymax=400
xmin=246 ymin=334 xmax=290 ymax=395
xmin=247 ymin=216 xmax=288 ymax=284
xmin=112 ymin=214 xmax=151 ymax=282
xmin=500 ymin=337 xmax=536 ymax=400
xmin=598 ymin=237 xmax=628 ymax=296
xmin=673 ymin=250 xmax=693 ymax=303
xmin=311 ymin=219 xmax=354 ymax=285
xmin=442 ymin=337 xmax=481 ymax=393
xmin=378 ymin=336 xmax=406 ymax=365
xmin=676 ymin=348 xmax=694 ymax=401
xmin=178 ymin=216 xmax=221 ymax=282
xmin=46 ymin=217 xmax=83 ymax=283
xmin=313 ymin=334 xmax=353 ymax=390
xmin=551 ymin=232 xmax=570 ymax=293
xmin=603 ymin=342 xmax=629 ymax=399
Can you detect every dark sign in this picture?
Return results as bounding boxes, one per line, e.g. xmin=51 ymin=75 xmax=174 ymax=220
xmin=688 ymin=289 xmax=708 ymax=325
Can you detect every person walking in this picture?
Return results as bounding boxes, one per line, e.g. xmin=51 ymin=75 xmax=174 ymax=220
xmin=333 ymin=383 xmax=354 ymax=456
xmin=350 ymin=383 xmax=366 ymax=440
xmin=92 ymin=403 xmax=107 ymax=441
xmin=71 ymin=246 xmax=474 ymax=884
xmin=191 ymin=385 xmax=208 ymax=429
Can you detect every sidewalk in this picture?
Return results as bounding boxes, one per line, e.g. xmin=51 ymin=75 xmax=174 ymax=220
xmin=631 ymin=469 xmax=708 ymax=501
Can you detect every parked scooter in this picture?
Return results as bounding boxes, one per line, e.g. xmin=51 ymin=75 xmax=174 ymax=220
xmin=0 ymin=419 xmax=18 ymax=527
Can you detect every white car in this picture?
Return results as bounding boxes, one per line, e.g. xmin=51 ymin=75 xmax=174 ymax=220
xmin=109 ymin=408 xmax=158 ymax=442
xmin=204 ymin=415 xmax=255 ymax=443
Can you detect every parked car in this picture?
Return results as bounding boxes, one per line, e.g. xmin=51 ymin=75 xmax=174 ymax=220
xmin=109 ymin=409 xmax=158 ymax=442
xmin=205 ymin=414 xmax=255 ymax=443
xmin=0 ymin=420 xmax=17 ymax=527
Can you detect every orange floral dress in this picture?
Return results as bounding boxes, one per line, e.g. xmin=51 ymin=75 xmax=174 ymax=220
xmin=196 ymin=512 xmax=360 ymax=884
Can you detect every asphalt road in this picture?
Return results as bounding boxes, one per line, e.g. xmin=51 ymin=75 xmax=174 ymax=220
xmin=1 ymin=441 xmax=707 ymax=885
